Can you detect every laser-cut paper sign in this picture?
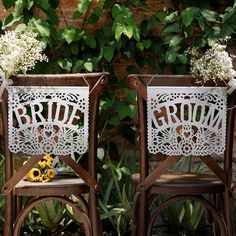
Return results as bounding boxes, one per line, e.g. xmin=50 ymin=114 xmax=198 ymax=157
xmin=147 ymin=87 xmax=227 ymax=156
xmin=8 ymin=86 xmax=89 ymax=155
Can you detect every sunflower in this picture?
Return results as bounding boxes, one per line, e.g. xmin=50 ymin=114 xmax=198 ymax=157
xmin=38 ymin=159 xmax=47 ymax=169
xmin=41 ymin=174 xmax=51 ymax=182
xmin=24 ymin=154 xmax=56 ymax=182
xmin=47 ymin=168 xmax=56 ymax=180
xmin=43 ymin=154 xmax=54 ymax=167
xmin=26 ymin=167 xmax=42 ymax=182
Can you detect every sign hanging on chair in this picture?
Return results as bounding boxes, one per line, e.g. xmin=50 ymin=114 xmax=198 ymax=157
xmin=147 ymin=86 xmax=227 ymax=156
xmin=8 ymin=86 xmax=89 ymax=155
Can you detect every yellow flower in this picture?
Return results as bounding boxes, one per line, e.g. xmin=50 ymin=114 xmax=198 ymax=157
xmin=43 ymin=154 xmax=53 ymax=167
xmin=41 ymin=174 xmax=51 ymax=182
xmin=38 ymin=154 xmax=53 ymax=168
xmin=24 ymin=154 xmax=55 ymax=182
xmin=38 ymin=160 xmax=46 ymax=169
xmin=26 ymin=167 xmax=41 ymax=182
xmin=47 ymin=168 xmax=56 ymax=180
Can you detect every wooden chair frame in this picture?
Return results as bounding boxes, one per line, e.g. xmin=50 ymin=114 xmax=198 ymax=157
xmin=127 ymin=74 xmax=236 ymax=236
xmin=1 ymin=72 xmax=109 ymax=236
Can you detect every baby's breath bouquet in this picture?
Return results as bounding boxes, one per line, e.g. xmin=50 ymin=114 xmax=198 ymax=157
xmin=0 ymin=28 xmax=48 ymax=100
xmin=0 ymin=29 xmax=48 ymax=79
xmin=24 ymin=154 xmax=56 ymax=182
xmin=186 ymin=37 xmax=236 ymax=90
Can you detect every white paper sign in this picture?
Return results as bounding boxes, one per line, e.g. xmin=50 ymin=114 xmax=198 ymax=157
xmin=8 ymin=86 xmax=89 ymax=155
xmin=147 ymin=86 xmax=227 ymax=156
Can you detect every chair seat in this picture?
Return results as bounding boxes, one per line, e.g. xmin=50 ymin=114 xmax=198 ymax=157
xmin=132 ymin=172 xmax=225 ymax=194
xmin=14 ymin=177 xmax=88 ymax=196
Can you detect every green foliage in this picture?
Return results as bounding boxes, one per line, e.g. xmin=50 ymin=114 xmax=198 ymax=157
xmin=158 ymin=198 xmax=204 ymax=234
xmin=152 ymin=157 xmax=207 ymax=234
xmin=98 ymin=142 xmax=137 ymax=236
xmin=1 ymin=0 xmax=236 ymax=75
xmin=35 ymin=201 xmax=65 ymax=230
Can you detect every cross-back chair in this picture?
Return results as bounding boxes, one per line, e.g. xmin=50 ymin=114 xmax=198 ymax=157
xmin=127 ymin=74 xmax=236 ymax=236
xmin=1 ymin=72 xmax=109 ymax=236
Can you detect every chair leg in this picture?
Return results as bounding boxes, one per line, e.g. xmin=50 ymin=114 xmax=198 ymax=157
xmin=224 ymin=191 xmax=235 ymax=236
xmin=209 ymin=193 xmax=220 ymax=236
xmin=89 ymin=190 xmax=102 ymax=236
xmin=4 ymin=193 xmax=14 ymax=236
xmin=138 ymin=191 xmax=149 ymax=236
xmin=131 ymin=192 xmax=140 ymax=236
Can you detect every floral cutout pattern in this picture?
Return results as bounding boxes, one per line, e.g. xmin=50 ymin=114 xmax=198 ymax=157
xmin=147 ymin=86 xmax=227 ymax=156
xmin=8 ymin=86 xmax=89 ymax=155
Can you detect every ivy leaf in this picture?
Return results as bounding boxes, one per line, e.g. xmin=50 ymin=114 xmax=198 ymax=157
xmin=181 ymin=8 xmax=194 ymax=27
xmin=78 ymin=0 xmax=92 ymax=14
xmin=84 ymin=35 xmax=96 ymax=48
xmin=84 ymin=62 xmax=93 ymax=72
xmin=201 ymin=9 xmax=217 ymax=22
xmin=94 ymin=7 xmax=104 ymax=17
xmin=70 ymin=43 xmax=79 ymax=55
xmin=112 ymin=4 xmax=121 ymax=18
xmin=87 ymin=13 xmax=99 ymax=24
xmin=164 ymin=11 xmax=179 ymax=23
xmin=32 ymin=18 xmax=50 ymax=37
xmin=36 ymin=0 xmax=49 ymax=11
xmin=161 ymin=23 xmax=180 ymax=35
xmin=197 ymin=16 xmax=205 ymax=31
xmin=123 ymin=25 xmax=133 ymax=39
xmin=114 ymin=24 xmax=123 ymax=41
xmin=177 ymin=54 xmax=188 ymax=64
xmin=72 ymin=60 xmax=83 ymax=72
xmin=143 ymin=39 xmax=151 ymax=49
xmin=165 ymin=52 xmax=177 ymax=64
xmin=2 ymin=0 xmax=14 ymax=9
xmin=223 ymin=6 xmax=236 ymax=23
xmin=2 ymin=13 xmax=21 ymax=29
xmin=116 ymin=103 xmax=136 ymax=119
xmin=169 ymin=35 xmax=183 ymax=48
xmin=62 ymin=27 xmax=77 ymax=44
xmin=58 ymin=59 xmax=72 ymax=71
xmin=220 ymin=25 xmax=234 ymax=37
xmin=47 ymin=7 xmax=60 ymax=25
xmin=103 ymin=45 xmax=114 ymax=62
xmin=136 ymin=42 xmax=144 ymax=51
xmin=73 ymin=10 xmax=82 ymax=20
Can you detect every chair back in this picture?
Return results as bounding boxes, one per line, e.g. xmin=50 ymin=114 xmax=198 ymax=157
xmin=2 ymin=73 xmax=108 ymax=195
xmin=127 ymin=74 xmax=235 ymax=191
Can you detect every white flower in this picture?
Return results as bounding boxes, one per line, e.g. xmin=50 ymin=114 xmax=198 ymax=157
xmin=186 ymin=37 xmax=236 ymax=85
xmin=0 ymin=29 xmax=48 ymax=79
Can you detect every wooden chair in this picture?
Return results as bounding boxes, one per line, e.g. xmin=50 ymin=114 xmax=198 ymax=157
xmin=127 ymin=74 xmax=236 ymax=236
xmin=1 ymin=73 xmax=109 ymax=236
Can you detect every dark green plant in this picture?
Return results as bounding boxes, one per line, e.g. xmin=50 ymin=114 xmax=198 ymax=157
xmin=98 ymin=142 xmax=138 ymax=236
xmin=151 ymin=157 xmax=208 ymax=235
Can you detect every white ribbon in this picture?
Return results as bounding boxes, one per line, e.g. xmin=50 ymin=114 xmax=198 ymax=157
xmin=0 ymin=69 xmax=13 ymax=102
xmin=227 ymin=78 xmax=236 ymax=94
